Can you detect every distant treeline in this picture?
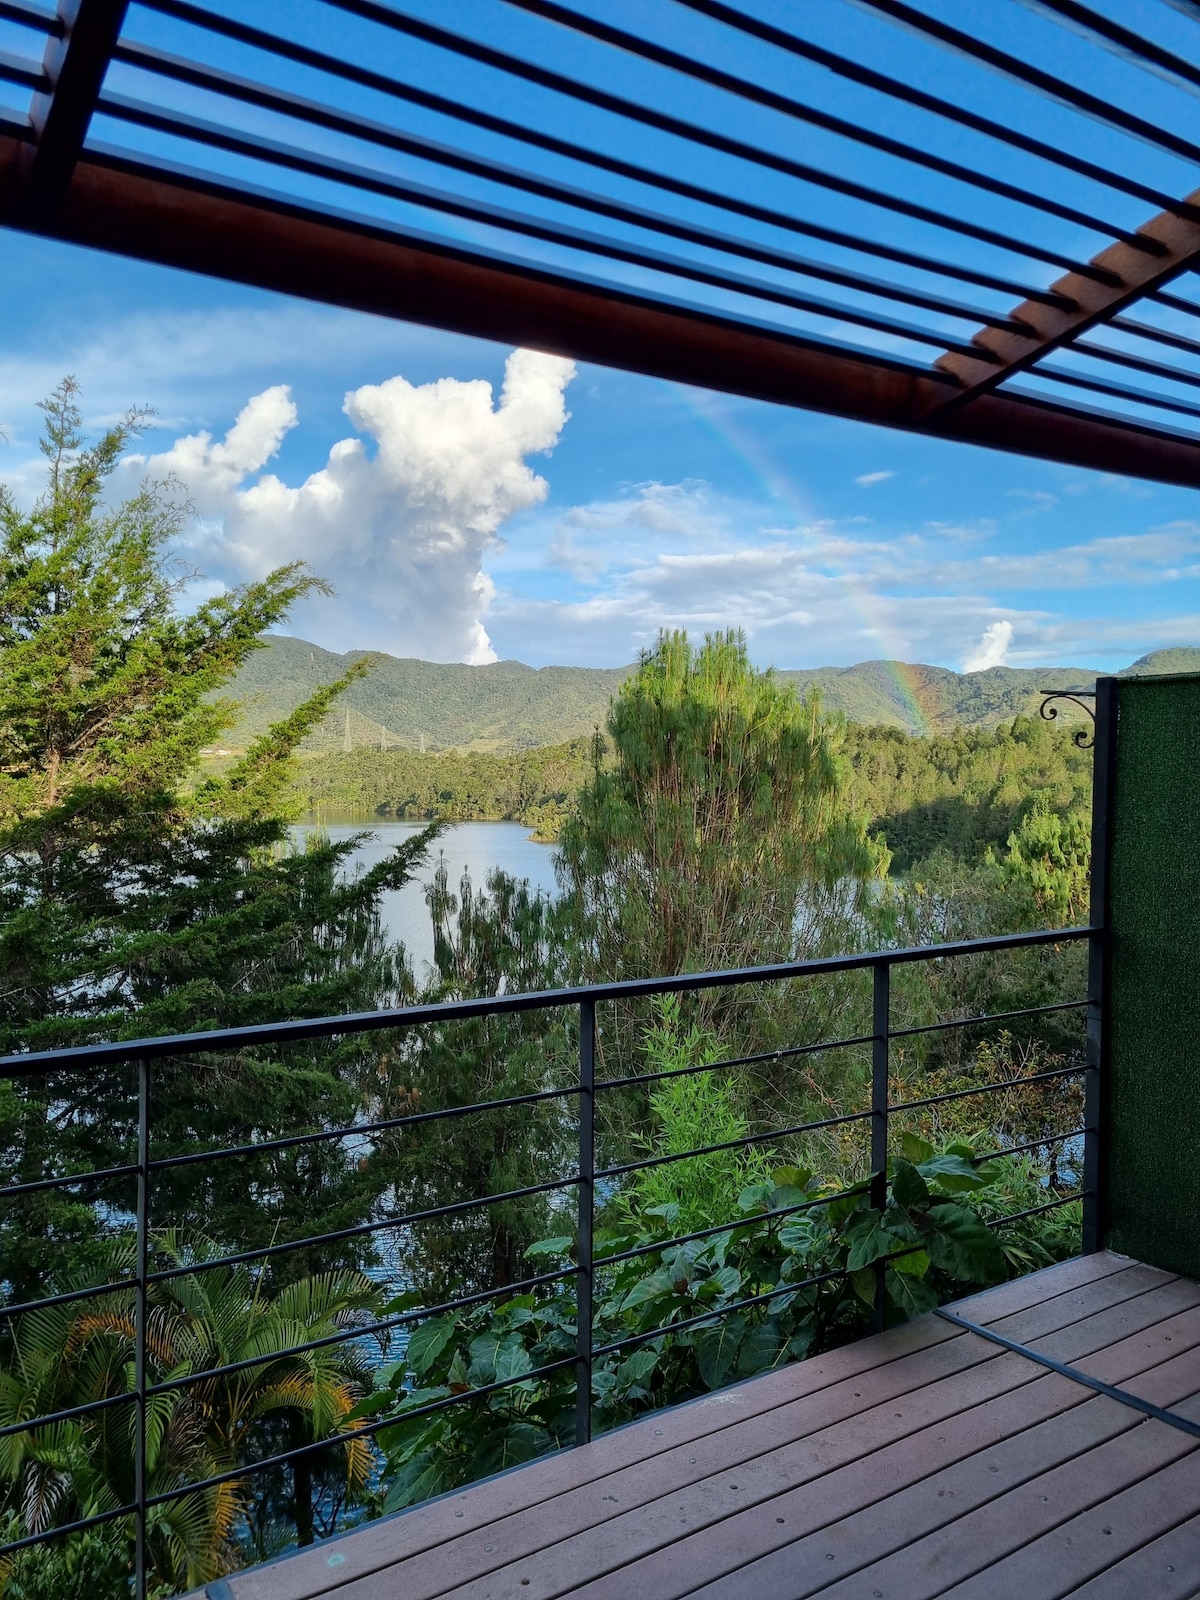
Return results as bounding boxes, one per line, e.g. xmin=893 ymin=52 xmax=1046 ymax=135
xmin=290 ymin=736 xmax=599 ymax=840
xmin=288 ymin=714 xmax=1092 ymax=865
xmin=845 ymin=716 xmax=1092 ymax=870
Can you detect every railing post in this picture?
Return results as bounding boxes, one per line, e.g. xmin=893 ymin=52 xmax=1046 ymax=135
xmin=134 ymin=1056 xmax=150 ymax=1600
xmin=1084 ymin=677 xmax=1117 ymax=1255
xmin=871 ymin=960 xmax=890 ymax=1333
xmin=575 ymin=999 xmax=595 ymax=1447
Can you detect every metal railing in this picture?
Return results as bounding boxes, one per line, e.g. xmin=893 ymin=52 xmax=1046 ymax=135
xmin=0 ymin=922 xmax=1098 ymax=1597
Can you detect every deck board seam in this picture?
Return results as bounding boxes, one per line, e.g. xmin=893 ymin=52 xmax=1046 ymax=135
xmin=935 ymin=1306 xmax=1200 ymax=1438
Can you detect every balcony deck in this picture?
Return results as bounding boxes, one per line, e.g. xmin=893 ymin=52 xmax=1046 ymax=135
xmin=203 ymin=1251 xmax=1200 ymax=1600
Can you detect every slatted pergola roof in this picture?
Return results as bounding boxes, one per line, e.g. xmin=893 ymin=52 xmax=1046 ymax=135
xmin=3 ymin=0 xmax=1200 ymax=485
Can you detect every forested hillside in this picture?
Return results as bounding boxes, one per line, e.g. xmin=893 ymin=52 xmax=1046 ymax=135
xmin=287 ymin=714 xmax=1096 ymax=867
xmin=217 ymin=636 xmax=1200 ymax=752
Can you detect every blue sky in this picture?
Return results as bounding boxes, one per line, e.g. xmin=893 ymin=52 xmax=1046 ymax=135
xmin=1 ymin=0 xmax=1199 ymax=673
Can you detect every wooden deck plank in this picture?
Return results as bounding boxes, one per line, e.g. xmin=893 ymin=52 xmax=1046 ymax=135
xmin=934 ymin=1450 xmax=1200 ymax=1600
xmin=355 ymin=1292 xmax=1200 ymax=1600
xmin=326 ymin=1335 xmax=1010 ymax=1600
xmin=569 ymin=1324 xmax=1200 ymax=1600
xmin=201 ymin=1257 xmax=1200 ymax=1600
xmin=1064 ymin=1511 xmax=1200 ymax=1600
xmin=948 ymin=1251 xmax=1142 ymax=1321
xmin=222 ymin=1318 xmax=957 ymax=1600
xmin=807 ymin=1421 xmax=1198 ymax=1600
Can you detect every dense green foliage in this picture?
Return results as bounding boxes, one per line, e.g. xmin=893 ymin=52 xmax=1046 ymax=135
xmin=0 ymin=1237 xmax=380 ymax=1595
xmin=843 ymin=717 xmax=1093 ymax=871
xmin=366 ymin=1136 xmax=1072 ymax=1512
xmin=288 ymin=737 xmax=595 ymax=839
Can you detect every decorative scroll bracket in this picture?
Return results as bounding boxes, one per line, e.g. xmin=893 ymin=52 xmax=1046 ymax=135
xmin=1039 ymin=688 xmax=1097 ymax=749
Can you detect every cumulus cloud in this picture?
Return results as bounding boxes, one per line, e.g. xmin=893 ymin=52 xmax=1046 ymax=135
xmin=143 ymin=349 xmax=576 ymax=663
xmin=962 ymin=620 xmax=1014 ymax=672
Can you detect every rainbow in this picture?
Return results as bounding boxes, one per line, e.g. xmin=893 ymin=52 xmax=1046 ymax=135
xmin=669 ymin=384 xmax=934 ymax=735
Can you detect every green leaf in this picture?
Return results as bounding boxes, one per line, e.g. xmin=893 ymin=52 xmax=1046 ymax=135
xmin=843 ymin=1210 xmax=897 ymax=1271
xmin=738 ymin=1182 xmax=774 ymax=1213
xmin=736 ymin=1320 xmax=783 ymax=1376
xmin=772 ymin=1165 xmax=813 ymax=1191
xmin=889 ymin=1159 xmax=930 ymax=1211
xmin=405 ymin=1315 xmax=459 ymax=1379
xmin=470 ymin=1421 xmax=553 ymax=1477
xmin=917 ymin=1154 xmax=988 ymax=1194
xmin=885 ymin=1267 xmax=938 ymax=1319
xmin=698 ymin=1265 xmax=742 ymax=1302
xmin=493 ymin=1338 xmax=534 ymax=1384
xmin=925 ymin=1204 xmax=1006 ymax=1281
xmin=891 ymin=1249 xmax=930 ymax=1280
xmin=900 ymin=1132 xmax=935 ymax=1165
xmin=525 ymin=1236 xmax=574 ymax=1259
xmin=695 ymin=1314 xmax=746 ymax=1389
xmin=344 ymin=1390 xmax=393 ymax=1422
xmin=621 ymin=1269 xmax=675 ymax=1312
xmin=849 ymin=1266 xmax=877 ymax=1306
xmin=382 ymin=1452 xmax=446 ymax=1511
xmin=616 ymin=1348 xmax=659 ymax=1389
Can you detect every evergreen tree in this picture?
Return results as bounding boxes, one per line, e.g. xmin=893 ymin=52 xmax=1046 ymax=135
xmin=557 ymin=629 xmax=885 ymax=979
xmin=0 ymin=380 xmax=435 ymax=1299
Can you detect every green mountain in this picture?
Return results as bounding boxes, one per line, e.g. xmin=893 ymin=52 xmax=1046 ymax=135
xmin=214 ymin=637 xmax=1200 ymax=754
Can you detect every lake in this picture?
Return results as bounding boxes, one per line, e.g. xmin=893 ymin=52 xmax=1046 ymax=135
xmin=291 ymin=818 xmax=559 ymax=974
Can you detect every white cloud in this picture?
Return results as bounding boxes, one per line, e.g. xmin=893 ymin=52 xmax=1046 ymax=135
xmin=962 ymin=619 xmax=1014 ymax=672
xmin=143 ymin=349 xmax=576 ymax=663
xmin=855 ymin=470 xmax=894 ymax=487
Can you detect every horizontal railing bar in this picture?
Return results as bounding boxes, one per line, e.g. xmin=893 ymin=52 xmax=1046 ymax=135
xmin=597 ymin=1032 xmax=875 ymax=1092
xmin=143 ymin=1265 xmax=578 ymax=1399
xmin=135 ymin=0 xmax=1068 ymax=310
xmin=98 ymin=93 xmax=994 ymax=362
xmin=887 ymin=998 xmax=1087 ymax=1040
xmin=318 ymin=0 xmax=1120 ymax=282
xmin=891 ymin=1064 xmax=1084 ymax=1115
xmin=0 ymin=928 xmax=1091 ymax=1075
xmin=150 ymin=1082 xmax=579 ymax=1174
xmin=143 ymin=1355 xmax=580 ymax=1509
xmin=974 ymin=1128 xmax=1085 ymax=1164
xmin=0 ymin=1159 xmax=140 ymax=1200
xmin=592 ymin=1266 xmax=851 ymax=1358
xmin=0 ymin=1275 xmax=135 ymax=1321
xmin=113 ymin=38 xmax=1035 ymax=340
xmin=597 ymin=1108 xmax=870 ymax=1182
xmin=594 ymin=1186 xmax=865 ymax=1270
xmin=504 ymin=0 xmax=1154 ymax=249
xmin=0 ymin=1386 xmax=135 ymax=1442
xmin=145 ymin=1175 xmax=580 ymax=1283
xmin=989 ymin=1193 xmax=1082 ymax=1227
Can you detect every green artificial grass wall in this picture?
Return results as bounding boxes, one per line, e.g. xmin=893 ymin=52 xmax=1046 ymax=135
xmin=1105 ymin=673 xmax=1200 ymax=1274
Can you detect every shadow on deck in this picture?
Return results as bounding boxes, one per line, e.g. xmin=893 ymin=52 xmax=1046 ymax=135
xmin=199 ymin=1252 xmax=1200 ymax=1600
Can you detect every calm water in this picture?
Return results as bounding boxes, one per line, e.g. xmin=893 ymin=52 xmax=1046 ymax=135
xmin=290 ymin=818 xmax=559 ymax=975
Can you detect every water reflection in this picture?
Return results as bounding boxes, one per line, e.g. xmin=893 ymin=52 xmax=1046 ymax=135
xmin=291 ymin=818 xmax=559 ymax=975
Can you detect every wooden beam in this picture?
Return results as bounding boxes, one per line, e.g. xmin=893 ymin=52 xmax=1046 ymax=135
xmin=931 ymin=189 xmax=1200 ymax=414
xmin=25 ymin=0 xmax=129 ymax=223
xmin=2 ymin=136 xmax=1199 ymax=487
